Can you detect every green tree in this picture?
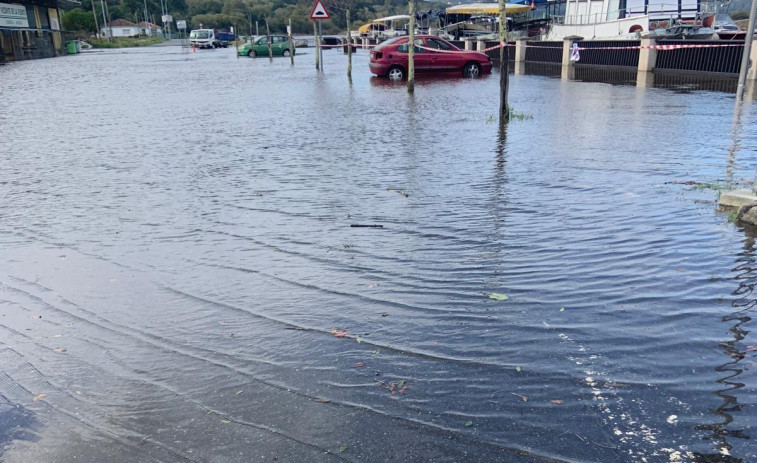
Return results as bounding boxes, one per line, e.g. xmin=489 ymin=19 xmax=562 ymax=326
xmin=62 ymin=8 xmax=97 ymax=32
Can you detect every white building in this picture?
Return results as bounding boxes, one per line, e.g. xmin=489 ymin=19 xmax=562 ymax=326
xmin=101 ymin=19 xmax=139 ymax=37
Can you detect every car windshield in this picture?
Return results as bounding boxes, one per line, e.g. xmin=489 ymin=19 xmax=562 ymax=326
xmin=373 ymin=36 xmax=404 ymax=50
xmin=193 ymin=31 xmax=211 ymax=39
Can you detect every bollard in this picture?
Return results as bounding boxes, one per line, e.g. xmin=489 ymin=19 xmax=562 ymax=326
xmin=477 ymin=39 xmax=485 ymax=52
xmin=464 ymin=38 xmax=473 ymax=51
xmin=514 ymin=39 xmax=527 ymax=63
xmin=637 ymin=38 xmax=656 ymax=72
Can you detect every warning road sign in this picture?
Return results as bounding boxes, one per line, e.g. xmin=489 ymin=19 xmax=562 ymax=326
xmin=310 ymin=0 xmax=330 ymax=19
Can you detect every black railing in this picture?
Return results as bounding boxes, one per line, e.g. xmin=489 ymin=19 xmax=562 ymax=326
xmin=655 ymin=40 xmax=743 ymax=74
xmin=575 ymin=41 xmax=640 ymax=67
xmin=524 ymin=41 xmax=562 ymax=63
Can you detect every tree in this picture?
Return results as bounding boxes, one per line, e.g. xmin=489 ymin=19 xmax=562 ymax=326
xmin=62 ymin=8 xmax=97 ymax=32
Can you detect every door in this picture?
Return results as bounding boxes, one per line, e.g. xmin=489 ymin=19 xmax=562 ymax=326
xmin=423 ymin=37 xmax=459 ymax=72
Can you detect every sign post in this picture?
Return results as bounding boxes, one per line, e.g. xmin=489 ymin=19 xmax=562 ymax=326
xmin=310 ymin=0 xmax=329 ymax=71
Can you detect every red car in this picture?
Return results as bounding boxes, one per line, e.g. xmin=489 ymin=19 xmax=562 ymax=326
xmin=369 ymin=35 xmax=493 ymax=79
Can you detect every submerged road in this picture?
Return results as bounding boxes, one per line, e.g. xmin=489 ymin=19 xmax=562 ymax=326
xmin=0 ymin=46 xmax=756 ymax=462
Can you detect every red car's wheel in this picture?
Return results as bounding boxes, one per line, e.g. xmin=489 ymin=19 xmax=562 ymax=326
xmin=386 ymin=65 xmax=405 ymax=80
xmin=463 ymin=62 xmax=482 ymax=78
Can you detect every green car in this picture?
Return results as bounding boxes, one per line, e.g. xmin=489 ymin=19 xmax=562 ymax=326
xmin=237 ymin=35 xmax=295 ymax=57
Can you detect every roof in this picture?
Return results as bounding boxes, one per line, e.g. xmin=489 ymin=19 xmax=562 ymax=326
xmin=373 ymin=15 xmax=410 ymax=22
xmin=138 ymin=21 xmax=161 ymax=28
xmin=446 ymin=3 xmax=533 ymax=14
xmin=107 ymin=19 xmax=137 ymax=27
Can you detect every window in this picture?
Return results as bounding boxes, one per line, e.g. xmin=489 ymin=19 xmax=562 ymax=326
xmin=123 ymin=28 xmax=130 ymax=35
xmin=397 ymin=39 xmax=424 ymax=53
xmin=426 ymin=39 xmax=452 ymax=51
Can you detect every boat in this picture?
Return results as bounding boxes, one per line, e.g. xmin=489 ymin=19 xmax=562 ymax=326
xmin=441 ymin=3 xmax=535 ymax=39
xmin=707 ymin=13 xmax=747 ymax=40
xmin=545 ymin=0 xmax=714 ymax=40
xmin=358 ymin=15 xmax=411 ymax=40
xmin=659 ymin=23 xmax=716 ymax=40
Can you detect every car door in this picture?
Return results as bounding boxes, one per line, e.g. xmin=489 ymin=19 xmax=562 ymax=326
xmin=396 ymin=39 xmax=432 ymax=72
xmin=424 ymin=37 xmax=459 ymax=72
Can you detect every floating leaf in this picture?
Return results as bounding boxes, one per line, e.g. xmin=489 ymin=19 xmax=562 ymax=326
xmin=352 ymin=362 xmax=365 ymax=368
xmin=551 ymin=399 xmax=564 ymax=405
xmin=338 ymin=445 xmax=347 ymax=453
xmin=368 ymin=283 xmax=378 ymax=288
xmin=464 ymin=420 xmax=473 ymax=427
xmin=515 ymin=366 xmax=521 ymax=372
xmin=397 ymin=380 xmax=405 ymax=388
xmin=220 ymin=419 xmax=231 ymax=424
xmin=235 ymin=390 xmax=243 ymax=395
xmin=330 ymin=329 xmax=348 ymax=338
xmin=356 ymin=336 xmax=363 ymax=344
xmin=315 ymin=398 xmax=330 ymax=403
xmin=373 ymin=349 xmax=380 ymax=355
xmin=560 ymin=307 xmax=565 ymax=312
xmin=746 ymin=345 xmax=757 ymax=351
xmin=75 ymin=390 xmax=81 ymax=395
xmin=33 ymin=393 xmax=47 ymax=402
xmin=53 ymin=347 xmax=66 ymax=353
xmin=31 ymin=315 xmax=41 ymax=319
xmin=218 ymin=321 xmax=227 ymax=326
xmin=489 ymin=293 xmax=509 ymax=301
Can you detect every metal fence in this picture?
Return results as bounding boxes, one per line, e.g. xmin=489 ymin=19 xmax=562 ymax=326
xmin=655 ymin=40 xmax=743 ymax=74
xmin=524 ymin=41 xmax=562 ymax=64
xmin=575 ymin=41 xmax=641 ymax=67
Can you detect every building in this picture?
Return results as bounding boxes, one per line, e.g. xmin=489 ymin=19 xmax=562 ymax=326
xmin=138 ymin=21 xmax=162 ymax=37
xmin=0 ymin=0 xmax=65 ymax=62
xmin=101 ymin=18 xmax=139 ymax=37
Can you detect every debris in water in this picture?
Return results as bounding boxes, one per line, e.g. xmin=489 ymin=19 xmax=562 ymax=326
xmin=515 ymin=366 xmax=522 ymax=372
xmin=235 ymin=390 xmax=243 ymax=395
xmin=510 ymin=392 xmax=528 ymax=402
xmin=220 ymin=419 xmax=231 ymax=424
xmin=387 ymin=188 xmax=409 ymax=198
xmin=666 ymin=415 xmax=678 ymax=424
xmin=53 ymin=347 xmax=66 ymax=353
xmin=33 ymin=393 xmax=47 ymax=402
xmin=464 ymin=420 xmax=473 ymax=427
xmin=315 ymin=398 xmax=330 ymax=403
xmin=350 ymin=224 xmax=383 ymax=228
xmin=352 ymin=362 xmax=365 ymax=368
xmin=489 ymin=293 xmax=509 ymax=301
xmin=550 ymin=399 xmax=564 ymax=405
xmin=330 ymin=328 xmax=348 ymax=338
xmin=338 ymin=445 xmax=347 ymax=453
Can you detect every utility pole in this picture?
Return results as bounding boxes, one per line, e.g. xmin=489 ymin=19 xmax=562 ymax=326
xmin=736 ymin=0 xmax=757 ymax=101
xmin=100 ymin=0 xmax=110 ymax=41
xmin=91 ymin=0 xmax=100 ymax=39
xmin=288 ymin=18 xmax=294 ymax=65
xmin=313 ymin=21 xmax=319 ymax=69
xmin=407 ymin=0 xmax=415 ymax=92
xmin=498 ymin=0 xmax=509 ymax=122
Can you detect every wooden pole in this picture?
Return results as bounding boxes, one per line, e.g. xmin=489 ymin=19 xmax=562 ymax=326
xmin=347 ymin=9 xmax=352 ymax=78
xmin=265 ymin=18 xmax=272 ymax=61
xmin=498 ymin=0 xmax=509 ymax=122
xmin=288 ymin=18 xmax=294 ymax=64
xmin=407 ymin=0 xmax=415 ymax=92
xmin=314 ymin=21 xmax=320 ymax=69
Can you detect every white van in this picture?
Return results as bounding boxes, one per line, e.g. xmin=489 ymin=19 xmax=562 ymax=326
xmin=189 ymin=29 xmax=218 ymax=48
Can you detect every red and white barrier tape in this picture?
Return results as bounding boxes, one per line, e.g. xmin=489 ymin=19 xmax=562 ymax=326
xmin=570 ymin=43 xmax=746 ymax=51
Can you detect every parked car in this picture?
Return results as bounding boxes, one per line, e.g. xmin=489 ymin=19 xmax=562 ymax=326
xmin=369 ymin=35 xmax=492 ymax=79
xmin=237 ymin=35 xmax=295 ymax=57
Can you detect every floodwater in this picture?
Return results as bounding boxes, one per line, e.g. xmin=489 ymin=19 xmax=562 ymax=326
xmin=1 ymin=44 xmax=757 ymax=463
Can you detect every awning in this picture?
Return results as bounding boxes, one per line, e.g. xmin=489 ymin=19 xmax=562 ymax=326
xmin=445 ymin=3 xmax=533 ymax=15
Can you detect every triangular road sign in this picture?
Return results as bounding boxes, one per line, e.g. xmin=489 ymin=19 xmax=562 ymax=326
xmin=310 ymin=0 xmax=330 ymax=19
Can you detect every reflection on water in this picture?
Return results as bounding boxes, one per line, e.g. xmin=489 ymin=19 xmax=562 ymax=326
xmin=0 ymin=46 xmax=756 ymax=462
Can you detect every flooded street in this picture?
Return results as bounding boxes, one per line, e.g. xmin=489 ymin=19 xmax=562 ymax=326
xmin=1 ymin=45 xmax=757 ymax=462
